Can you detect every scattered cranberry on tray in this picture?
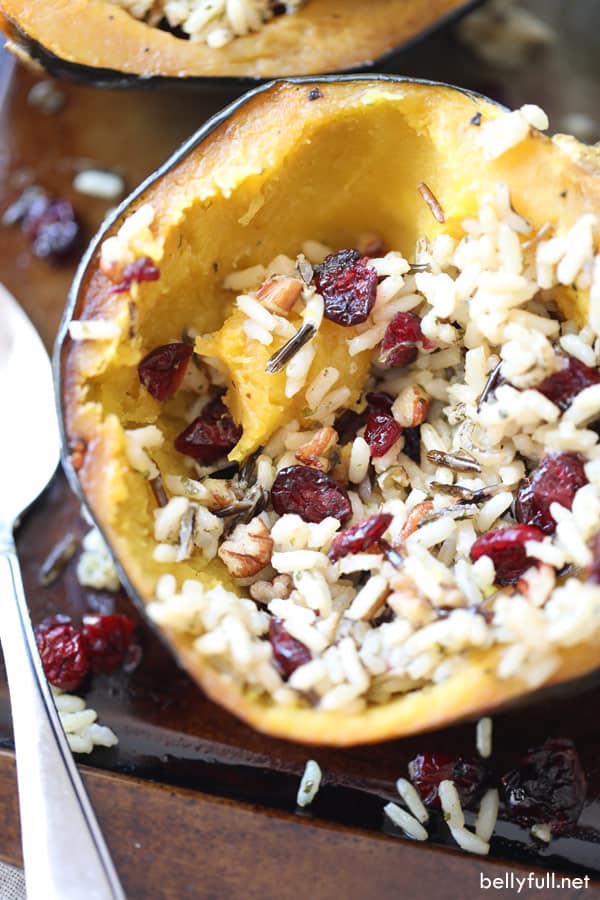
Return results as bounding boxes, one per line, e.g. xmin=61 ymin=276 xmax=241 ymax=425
xmin=138 ymin=342 xmax=193 ymax=401
xmin=501 ymin=738 xmax=587 ymax=835
xmin=21 ymin=194 xmax=80 ymax=260
xmin=111 ymin=256 xmax=161 ymax=293
xmin=271 ymin=465 xmax=352 ymax=524
xmin=536 ymin=356 xmax=600 ymax=412
xmin=515 ymin=452 xmax=588 ymax=535
xmin=175 ymin=398 xmax=241 ymax=463
xmin=35 ymin=620 xmax=90 ymax=691
xmin=379 ymin=311 xmax=434 ymax=368
xmin=328 ymin=513 xmax=393 ymax=562
xmin=408 ymin=752 xmax=487 ymax=810
xmin=82 ymin=614 xmax=137 ymax=674
xmin=313 ymin=249 xmax=378 ymax=326
xmin=269 ymin=618 xmax=311 ymax=679
xmin=470 ymin=524 xmax=545 ymax=585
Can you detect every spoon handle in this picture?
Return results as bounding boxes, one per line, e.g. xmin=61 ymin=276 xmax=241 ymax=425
xmin=0 ymin=529 xmax=126 ymax=900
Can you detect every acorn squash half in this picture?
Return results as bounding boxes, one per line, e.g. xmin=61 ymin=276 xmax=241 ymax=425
xmin=1 ymin=0 xmax=477 ymax=85
xmin=56 ymin=77 xmax=600 ymax=745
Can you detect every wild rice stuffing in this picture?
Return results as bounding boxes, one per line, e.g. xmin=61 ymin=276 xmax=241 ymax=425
xmin=107 ymin=0 xmax=304 ymax=49
xmin=116 ymin=109 xmax=600 ymax=720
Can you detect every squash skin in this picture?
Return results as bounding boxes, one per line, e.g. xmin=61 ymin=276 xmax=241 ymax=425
xmin=56 ymin=76 xmax=600 ymax=745
xmin=0 ymin=0 xmax=478 ymax=85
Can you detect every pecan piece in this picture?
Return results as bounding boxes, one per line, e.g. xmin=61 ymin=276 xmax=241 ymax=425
xmin=217 ymin=516 xmax=273 ymax=578
xmin=295 ymin=426 xmax=339 ymax=471
xmin=396 ymin=501 xmax=434 ymax=545
xmin=392 ymin=384 xmax=430 ymax=428
xmin=249 ymin=574 xmax=293 ymax=604
xmin=255 ymin=276 xmax=303 ymax=315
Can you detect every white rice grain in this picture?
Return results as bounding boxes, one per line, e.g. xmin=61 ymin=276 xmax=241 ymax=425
xmin=383 ymin=802 xmax=428 ymax=841
xmin=475 ymin=789 xmax=499 ymax=842
xmin=476 ymin=717 xmax=493 ymax=758
xmin=296 ymin=760 xmax=322 ymax=808
xmin=395 ymin=777 xmax=429 ymax=824
xmin=223 ymin=264 xmax=266 ymax=291
xmin=531 ymin=823 xmax=552 ymax=843
xmin=349 ymin=437 xmax=371 ymax=484
xmin=438 ymin=779 xmax=464 ymax=829
xmin=448 ymin=825 xmax=490 ymax=855
xmin=305 ymin=367 xmax=339 ymax=410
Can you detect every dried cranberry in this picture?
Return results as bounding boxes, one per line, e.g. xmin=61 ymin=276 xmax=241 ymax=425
xmin=138 ymin=342 xmax=193 ymax=401
xmin=22 ymin=195 xmax=79 ymax=259
xmin=111 ymin=256 xmax=160 ymax=293
xmin=501 ymin=738 xmax=586 ymax=834
xmin=175 ymin=398 xmax=241 ymax=464
xmin=365 ymin=391 xmax=394 ymax=413
xmin=515 ymin=453 xmax=588 ymax=535
xmin=334 ymin=408 xmax=366 ymax=445
xmin=313 ymin=249 xmax=378 ymax=327
xmin=36 ymin=613 xmax=73 ymax=632
xmin=379 ymin=312 xmax=434 ymax=368
xmin=271 ymin=465 xmax=351 ymax=524
xmin=536 ymin=356 xmax=600 ymax=412
xmin=328 ymin=513 xmax=393 ymax=562
xmin=269 ymin=618 xmax=311 ymax=679
xmin=35 ymin=622 xmax=89 ymax=691
xmin=364 ymin=411 xmax=402 ymax=458
xmin=470 ymin=524 xmax=544 ymax=585
xmin=409 ymin=752 xmax=487 ymax=810
xmin=589 ymin=532 xmax=600 ymax=584
xmin=82 ymin=614 xmax=137 ymax=674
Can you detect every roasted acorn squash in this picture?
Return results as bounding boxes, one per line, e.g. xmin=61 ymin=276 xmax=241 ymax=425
xmin=57 ymin=77 xmax=600 ymax=745
xmin=1 ymin=0 xmax=476 ymax=84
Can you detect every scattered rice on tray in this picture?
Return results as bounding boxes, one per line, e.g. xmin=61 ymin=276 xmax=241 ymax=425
xmin=296 ymin=759 xmax=322 ymax=808
xmin=52 ymin=688 xmax=118 ymax=755
xmin=383 ymin=802 xmax=428 ymax=842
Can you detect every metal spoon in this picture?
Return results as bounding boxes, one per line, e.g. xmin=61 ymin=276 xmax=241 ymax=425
xmin=0 ymin=283 xmax=125 ymax=900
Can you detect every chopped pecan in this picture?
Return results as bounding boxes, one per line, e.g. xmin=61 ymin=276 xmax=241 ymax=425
xmin=99 ymin=256 xmax=122 ymax=283
xmin=396 ymin=501 xmax=434 ymax=545
xmin=217 ymin=516 xmax=273 ymax=578
xmin=388 ymin=590 xmax=434 ymax=628
xmin=517 ymin=563 xmax=556 ymax=606
xmin=295 ymin=426 xmax=339 ymax=471
xmin=68 ymin=436 xmax=87 ymax=472
xmin=392 ymin=385 xmax=430 ymax=428
xmin=255 ymin=276 xmax=303 ymax=315
xmin=249 ymin=574 xmax=293 ymax=604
